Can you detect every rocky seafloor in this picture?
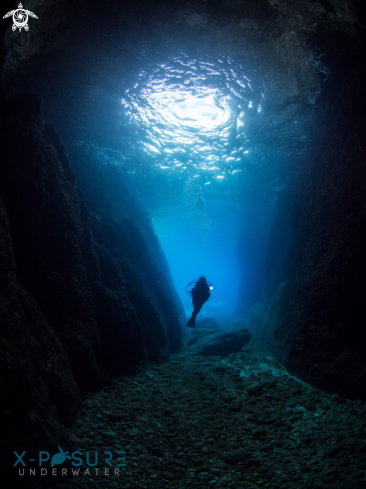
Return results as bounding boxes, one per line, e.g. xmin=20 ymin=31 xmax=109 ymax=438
xmin=51 ymin=334 xmax=366 ymax=489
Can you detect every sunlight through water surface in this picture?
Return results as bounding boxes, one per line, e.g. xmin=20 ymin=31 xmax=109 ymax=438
xmin=120 ymin=54 xmax=264 ymax=180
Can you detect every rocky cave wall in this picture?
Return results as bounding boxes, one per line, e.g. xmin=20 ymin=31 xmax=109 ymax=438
xmin=69 ymin=143 xmax=185 ymax=360
xmin=0 ymin=193 xmax=77 ymax=487
xmin=247 ymin=56 xmax=366 ymax=400
xmin=0 ymin=93 xmax=184 ymax=483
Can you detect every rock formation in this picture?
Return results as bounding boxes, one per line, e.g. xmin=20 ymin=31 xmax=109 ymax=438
xmin=187 ymin=328 xmax=252 ymax=356
xmin=248 ymin=57 xmax=366 ymax=400
xmin=0 ymin=195 xmax=77 ymax=486
xmin=0 ymin=93 xmax=184 ymax=484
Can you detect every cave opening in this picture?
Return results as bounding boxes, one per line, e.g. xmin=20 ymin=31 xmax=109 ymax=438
xmin=67 ymin=45 xmax=311 ymax=320
xmin=86 ymin=53 xmax=270 ymax=317
xmin=1 ymin=1 xmax=366 ymax=487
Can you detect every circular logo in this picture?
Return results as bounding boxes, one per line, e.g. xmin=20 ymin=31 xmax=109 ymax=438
xmin=13 ymin=8 xmax=28 ymax=30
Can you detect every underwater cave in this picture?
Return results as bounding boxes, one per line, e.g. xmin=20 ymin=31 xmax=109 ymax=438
xmin=1 ymin=0 xmax=366 ymax=488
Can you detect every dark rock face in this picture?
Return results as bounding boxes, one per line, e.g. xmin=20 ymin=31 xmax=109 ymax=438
xmin=71 ymin=146 xmax=185 ymax=359
xmin=264 ymin=185 xmax=297 ymax=297
xmin=0 ymin=94 xmax=105 ymax=392
xmin=0 ymin=93 xmax=184 ymax=484
xmin=187 ymin=328 xmax=251 ymax=356
xmin=0 ymin=94 xmax=183 ymax=384
xmin=251 ymin=57 xmax=366 ymax=400
xmin=90 ymin=213 xmax=181 ymax=368
xmin=0 ymin=196 xmax=77 ymax=485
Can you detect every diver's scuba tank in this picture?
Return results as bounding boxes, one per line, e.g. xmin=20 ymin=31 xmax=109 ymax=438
xmin=186 ymin=278 xmax=213 ymax=295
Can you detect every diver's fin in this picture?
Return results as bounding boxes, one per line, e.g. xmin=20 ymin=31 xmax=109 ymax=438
xmin=186 ymin=318 xmax=193 ymax=327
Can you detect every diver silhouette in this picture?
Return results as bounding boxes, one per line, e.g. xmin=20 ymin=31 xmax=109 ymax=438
xmin=186 ymin=276 xmax=211 ymax=327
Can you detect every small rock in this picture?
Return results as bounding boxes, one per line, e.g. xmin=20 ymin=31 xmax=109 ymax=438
xmin=291 ymin=388 xmax=303 ymax=396
xmin=273 ymin=440 xmax=285 ymax=447
xmin=304 ymin=402 xmax=317 ymax=412
xmin=213 ymin=460 xmax=228 ymax=470
xmin=300 ymin=437 xmax=313 ymax=446
xmin=79 ymin=438 xmax=93 ymax=448
xmin=128 ymin=428 xmax=139 ymax=437
xmin=343 ymin=437 xmax=359 ymax=449
xmin=291 ymin=475 xmax=302 ymax=482
xmin=245 ymin=458 xmax=261 ymax=467
xmin=247 ymin=384 xmax=263 ymax=396
xmin=195 ymin=466 xmax=211 ymax=473
xmin=221 ymin=449 xmax=252 ymax=465
xmin=333 ymin=396 xmax=347 ymax=405
xmin=266 ymin=415 xmax=281 ymax=424
xmin=69 ymin=434 xmax=80 ymax=443
xmin=252 ymin=429 xmax=267 ymax=439
xmin=289 ymin=415 xmax=301 ymax=422
xmin=193 ymin=459 xmax=206 ymax=467
xmin=325 ymin=442 xmax=344 ymax=457
xmin=107 ymin=412 xmax=128 ymax=422
xmin=227 ymin=405 xmax=242 ymax=412
xmin=358 ymin=442 xmax=366 ymax=453
xmin=321 ymin=474 xmax=339 ymax=483
xmin=102 ymin=431 xmax=117 ymax=439
xmin=265 ymin=395 xmax=281 ymax=401
xmin=259 ymin=444 xmax=273 ymax=452
xmin=151 ymin=447 xmax=163 ymax=455
xmin=161 ymin=472 xmax=180 ymax=480
xmin=261 ymin=378 xmax=277 ymax=388
xmin=248 ymin=415 xmax=266 ymax=425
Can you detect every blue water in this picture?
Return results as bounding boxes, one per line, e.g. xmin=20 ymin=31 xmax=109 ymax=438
xmin=81 ymin=52 xmax=310 ymax=316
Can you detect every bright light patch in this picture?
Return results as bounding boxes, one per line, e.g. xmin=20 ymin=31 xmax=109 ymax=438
xmin=120 ymin=55 xmax=263 ymax=174
xmin=142 ymin=87 xmax=231 ymax=132
xmin=145 ymin=143 xmax=160 ymax=154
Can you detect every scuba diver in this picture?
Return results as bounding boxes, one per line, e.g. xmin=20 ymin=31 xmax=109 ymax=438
xmin=186 ymin=276 xmax=212 ymax=327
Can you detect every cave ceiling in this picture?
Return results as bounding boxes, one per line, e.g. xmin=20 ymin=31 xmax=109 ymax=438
xmin=0 ymin=0 xmax=363 ymax=185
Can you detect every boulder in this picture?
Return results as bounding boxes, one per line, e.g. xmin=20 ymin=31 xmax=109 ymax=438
xmin=187 ymin=328 xmax=251 ymax=357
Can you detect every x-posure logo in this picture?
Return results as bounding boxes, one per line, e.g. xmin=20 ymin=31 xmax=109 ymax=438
xmin=2 ymin=3 xmax=38 ymax=32
xmin=14 ymin=447 xmax=126 ymax=477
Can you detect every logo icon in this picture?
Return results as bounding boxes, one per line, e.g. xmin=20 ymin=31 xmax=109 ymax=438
xmin=50 ymin=447 xmax=71 ymax=467
xmin=3 ymin=3 xmax=38 ymax=32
